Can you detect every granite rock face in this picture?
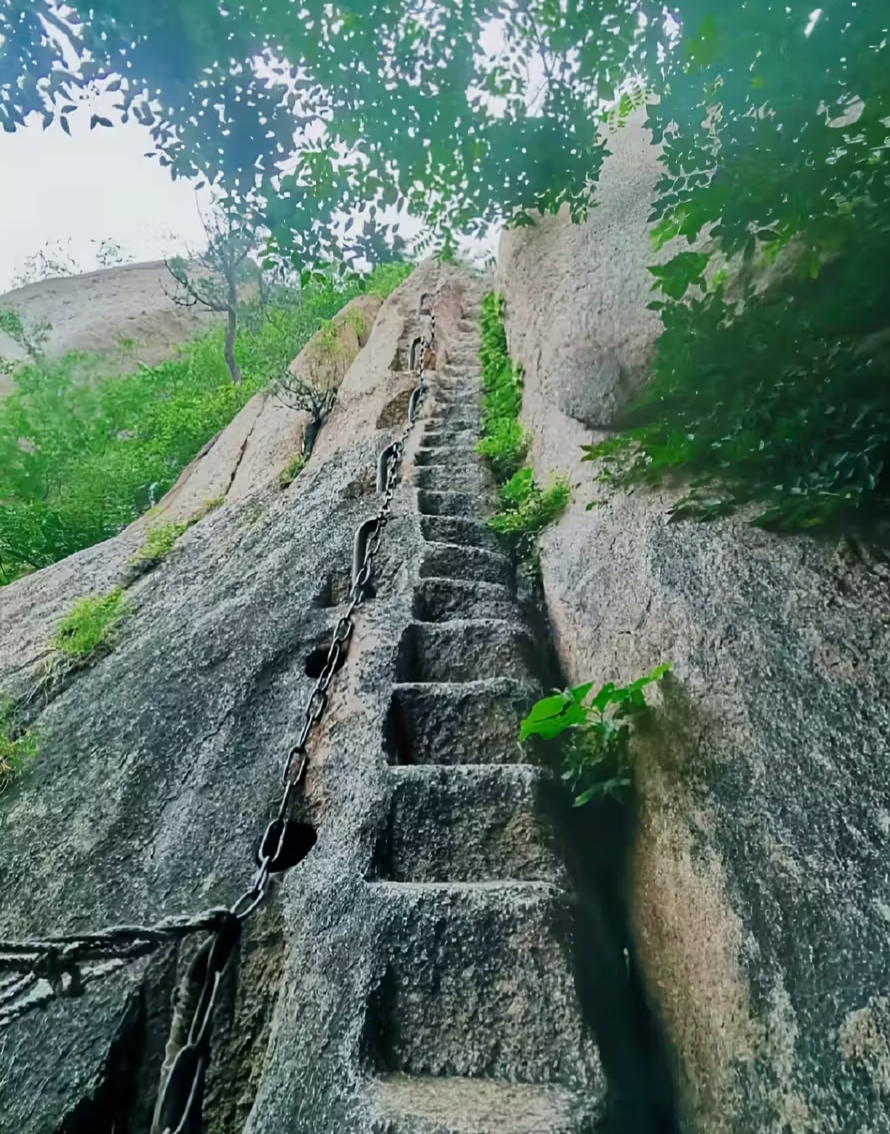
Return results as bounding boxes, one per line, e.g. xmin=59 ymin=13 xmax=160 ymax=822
xmin=498 ymin=119 xmax=890 ymax=1134
xmin=0 ymin=266 xmax=621 ymax=1134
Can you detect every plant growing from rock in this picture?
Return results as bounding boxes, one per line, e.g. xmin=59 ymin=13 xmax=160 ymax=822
xmin=279 ymin=454 xmax=306 ymax=489
xmin=130 ymin=498 xmax=224 ymax=571
xmin=52 ymin=588 xmax=132 ymax=661
xmin=0 ymin=703 xmax=37 ymax=795
xmin=476 ymin=291 xmax=570 ymax=549
xmin=272 ymin=372 xmax=336 ymax=459
xmin=477 ymin=292 xmax=528 ymax=478
xmin=521 ymin=664 xmax=672 ymax=805
xmin=489 ymin=468 xmax=571 ymax=539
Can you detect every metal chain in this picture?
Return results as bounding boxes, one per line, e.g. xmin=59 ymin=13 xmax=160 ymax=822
xmin=148 ymin=304 xmax=436 ymax=1133
xmin=0 ymin=302 xmax=437 ymax=1134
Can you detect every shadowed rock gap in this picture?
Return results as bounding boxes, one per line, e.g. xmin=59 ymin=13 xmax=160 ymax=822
xmin=520 ymin=574 xmax=680 ymax=1134
xmin=56 ymin=988 xmax=147 ymax=1134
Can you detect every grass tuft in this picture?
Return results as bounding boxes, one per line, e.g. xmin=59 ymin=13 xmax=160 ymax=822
xmin=53 ymin=587 xmax=132 ymax=660
xmin=0 ymin=704 xmax=37 ymax=795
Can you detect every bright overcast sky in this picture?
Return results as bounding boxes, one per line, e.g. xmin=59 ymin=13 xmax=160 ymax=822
xmin=0 ymin=109 xmax=215 ymax=293
xmin=0 ymin=12 xmax=545 ymax=296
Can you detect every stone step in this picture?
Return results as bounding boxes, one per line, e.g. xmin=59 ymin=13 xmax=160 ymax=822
xmin=428 ymin=410 xmax=482 ymax=424
xmin=415 ymin=464 xmax=495 ymax=494
xmin=427 ymin=405 xmax=482 ymax=420
xmin=365 ymin=882 xmax=600 ymax=1087
xmin=420 ymin=544 xmax=513 ymax=589
xmin=412 ymin=578 xmax=517 ymax=624
xmin=419 ymin=516 xmax=503 ymax=555
xmin=435 ymin=382 xmax=482 ymax=395
xmin=417 ymin=489 xmax=491 ymax=519
xmin=425 ymin=424 xmax=482 ymax=440
xmin=427 ymin=412 xmax=482 ymax=428
xmin=433 ymin=387 xmax=480 ymax=398
xmin=423 ymin=428 xmax=479 ymax=448
xmin=394 ymin=619 xmax=535 ymax=684
xmin=384 ymin=679 xmax=535 ymax=765
xmin=368 ymin=1073 xmax=602 ymax=1134
xmin=415 ymin=446 xmax=482 ymax=469
xmin=375 ymin=764 xmax=565 ymax=885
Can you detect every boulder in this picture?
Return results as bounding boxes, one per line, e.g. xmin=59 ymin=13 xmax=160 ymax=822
xmin=498 ymin=116 xmax=890 ymax=1134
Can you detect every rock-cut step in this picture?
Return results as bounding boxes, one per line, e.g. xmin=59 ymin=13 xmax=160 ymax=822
xmin=419 ymin=516 xmax=503 ymax=555
xmin=364 ymin=882 xmax=601 ymax=1087
xmin=384 ymin=678 xmax=536 ymax=766
xmin=417 ymin=490 xmax=492 ymax=520
xmin=394 ymin=619 xmax=535 ymax=684
xmin=423 ymin=428 xmax=480 ymax=450
xmin=412 ymin=578 xmax=517 ymax=624
xmin=374 ymin=764 xmax=566 ymax=885
xmin=420 ymin=544 xmax=513 ymax=590
xmin=415 ymin=465 xmax=496 ymax=494
xmin=369 ymin=1074 xmax=603 ymax=1134
xmin=424 ymin=415 xmax=478 ymax=435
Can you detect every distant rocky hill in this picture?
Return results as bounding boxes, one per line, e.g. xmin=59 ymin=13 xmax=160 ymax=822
xmin=0 ymin=260 xmax=220 ymax=394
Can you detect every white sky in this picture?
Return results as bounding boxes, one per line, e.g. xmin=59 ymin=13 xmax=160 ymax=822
xmin=0 ymin=108 xmax=215 ymax=292
xmin=0 ymin=10 xmax=564 ymax=294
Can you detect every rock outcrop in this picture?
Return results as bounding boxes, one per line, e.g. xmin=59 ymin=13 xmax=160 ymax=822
xmin=498 ymin=119 xmax=890 ymax=1134
xmin=0 ymin=262 xmax=221 ymax=391
xmin=157 ymin=294 xmax=382 ymax=515
xmin=0 ymin=266 xmax=639 ymax=1134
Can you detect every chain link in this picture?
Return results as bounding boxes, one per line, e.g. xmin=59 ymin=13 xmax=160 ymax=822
xmin=0 ymin=303 xmax=438 ymax=1134
xmin=147 ymin=304 xmax=437 ymax=1133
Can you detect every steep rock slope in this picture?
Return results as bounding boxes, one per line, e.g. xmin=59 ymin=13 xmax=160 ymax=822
xmin=0 ymin=266 xmax=620 ymax=1134
xmin=0 ymin=262 xmax=219 ymax=389
xmin=498 ymin=120 xmax=890 ymax=1133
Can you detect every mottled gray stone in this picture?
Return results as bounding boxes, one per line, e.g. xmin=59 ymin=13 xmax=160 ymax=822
xmin=0 ymin=265 xmax=611 ymax=1134
xmin=499 ymin=113 xmax=890 ymax=1134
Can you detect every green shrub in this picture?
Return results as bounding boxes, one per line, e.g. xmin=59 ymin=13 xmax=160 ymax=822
xmin=521 ymin=664 xmax=672 ymax=805
xmin=489 ymin=468 xmax=571 ymax=537
xmin=584 ymin=252 xmax=890 ymax=531
xmin=477 ymin=292 xmax=528 ymax=478
xmin=0 ymin=266 xmax=409 ymax=585
xmin=53 ymin=588 xmax=132 ymax=660
xmin=0 ymin=705 xmax=37 ymax=795
xmin=279 ymin=454 xmax=306 ymax=489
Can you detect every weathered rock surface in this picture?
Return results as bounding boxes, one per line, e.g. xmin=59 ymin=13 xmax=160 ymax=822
xmin=0 ymin=266 xmax=617 ymax=1134
xmin=158 ymin=294 xmax=382 ymax=515
xmin=0 ymin=262 xmax=220 ymax=394
xmin=499 ymin=119 xmax=890 ymax=1133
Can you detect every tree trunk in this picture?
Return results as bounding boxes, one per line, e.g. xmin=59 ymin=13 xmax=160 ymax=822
xmin=302 ymin=415 xmax=321 ymax=458
xmin=225 ymin=308 xmax=242 ymax=386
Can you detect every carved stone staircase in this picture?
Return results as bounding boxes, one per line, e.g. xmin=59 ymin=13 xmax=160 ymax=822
xmin=364 ymin=301 xmax=605 ymax=1133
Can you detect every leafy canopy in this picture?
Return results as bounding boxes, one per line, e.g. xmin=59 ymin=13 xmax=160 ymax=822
xmin=3 ymin=3 xmax=890 ymax=529
xmin=1 ymin=0 xmax=651 ymax=265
